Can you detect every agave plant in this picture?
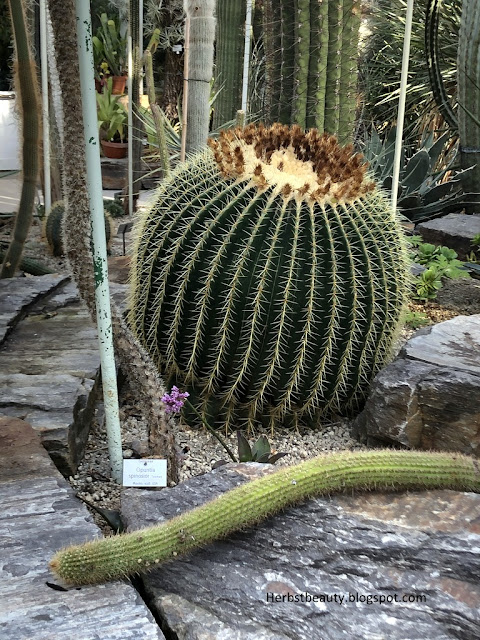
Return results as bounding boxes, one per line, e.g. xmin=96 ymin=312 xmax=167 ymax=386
xmin=360 ymin=126 xmax=477 ymax=223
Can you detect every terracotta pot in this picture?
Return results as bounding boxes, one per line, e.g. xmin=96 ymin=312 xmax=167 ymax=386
xmin=101 ymin=140 xmax=128 ymax=159
xmin=111 ymin=75 xmax=127 ymax=95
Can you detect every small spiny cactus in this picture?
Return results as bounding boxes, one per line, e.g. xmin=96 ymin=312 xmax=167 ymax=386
xmin=43 ymin=201 xmax=114 ymax=257
xmin=129 ymin=124 xmax=410 ymax=433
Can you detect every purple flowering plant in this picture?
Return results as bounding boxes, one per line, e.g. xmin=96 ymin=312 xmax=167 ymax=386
xmin=160 ymin=386 xmax=189 ymax=414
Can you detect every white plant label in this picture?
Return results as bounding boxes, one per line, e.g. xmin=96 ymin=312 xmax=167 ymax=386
xmin=122 ymin=459 xmax=167 ymax=487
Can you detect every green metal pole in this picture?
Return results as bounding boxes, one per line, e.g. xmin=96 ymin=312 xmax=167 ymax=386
xmin=75 ymin=0 xmax=123 ymax=483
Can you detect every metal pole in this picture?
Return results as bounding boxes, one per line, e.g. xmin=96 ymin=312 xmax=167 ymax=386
xmin=39 ymin=0 xmax=51 ymax=213
xmin=391 ymin=0 xmax=415 ymax=211
xmin=75 ymin=0 xmax=123 ymax=483
xmin=180 ymin=14 xmax=190 ymax=162
xmin=127 ymin=23 xmax=133 ymax=216
xmin=241 ymin=0 xmax=253 ymax=114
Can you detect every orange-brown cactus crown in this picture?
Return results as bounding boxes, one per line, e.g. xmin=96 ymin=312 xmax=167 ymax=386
xmin=207 ymin=123 xmax=376 ymax=205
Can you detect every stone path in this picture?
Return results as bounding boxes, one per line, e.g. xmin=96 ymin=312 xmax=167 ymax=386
xmin=0 ymin=273 xmax=127 ymax=476
xmin=0 ymin=416 xmax=164 ymax=640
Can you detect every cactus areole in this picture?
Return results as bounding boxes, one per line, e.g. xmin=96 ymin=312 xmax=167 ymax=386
xmin=129 ymin=124 xmax=410 ymax=431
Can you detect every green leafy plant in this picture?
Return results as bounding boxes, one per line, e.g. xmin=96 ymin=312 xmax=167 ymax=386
xmin=408 ymin=235 xmax=470 ymax=301
xmin=236 ymin=432 xmax=287 ymax=464
xmin=96 ymin=77 xmax=127 ymax=142
xmin=92 ymin=12 xmax=127 ymax=79
xmin=404 ymin=309 xmax=430 ymax=329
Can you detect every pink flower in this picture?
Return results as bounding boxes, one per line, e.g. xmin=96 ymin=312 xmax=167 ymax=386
xmin=161 ymin=386 xmax=190 ymax=414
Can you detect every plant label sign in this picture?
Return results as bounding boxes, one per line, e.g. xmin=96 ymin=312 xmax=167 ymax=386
xmin=123 ymin=459 xmax=167 ymax=487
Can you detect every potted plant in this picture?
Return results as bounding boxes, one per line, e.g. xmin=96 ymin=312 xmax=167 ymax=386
xmin=93 ymin=13 xmax=127 ymax=94
xmin=97 ymin=78 xmax=128 ymax=159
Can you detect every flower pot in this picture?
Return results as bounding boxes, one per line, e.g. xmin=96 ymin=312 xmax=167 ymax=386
xmin=111 ymin=75 xmax=127 ymax=95
xmin=101 ymin=140 xmax=128 ymax=159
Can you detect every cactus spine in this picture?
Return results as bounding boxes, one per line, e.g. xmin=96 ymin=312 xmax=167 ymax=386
xmin=50 ymin=449 xmax=480 ymax=586
xmin=213 ymin=0 xmax=246 ymax=129
xmin=43 ymin=201 xmax=114 ymax=257
xmin=1 ymin=0 xmax=40 ymax=278
xmin=458 ymin=0 xmax=480 ymax=194
xmin=129 ymin=124 xmax=410 ymax=432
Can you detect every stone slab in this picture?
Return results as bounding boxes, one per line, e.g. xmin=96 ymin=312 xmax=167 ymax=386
xmin=416 ymin=213 xmax=480 ymax=260
xmin=401 ymin=314 xmax=480 ymax=375
xmin=122 ymin=464 xmax=480 ymax=640
xmin=0 ymin=417 xmax=165 ymax=640
xmin=0 ymin=276 xmax=130 ymax=475
xmin=0 ymin=274 xmax=69 ymax=344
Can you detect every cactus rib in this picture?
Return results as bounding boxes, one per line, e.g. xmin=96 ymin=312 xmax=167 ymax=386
xmin=50 ymin=449 xmax=480 ymax=586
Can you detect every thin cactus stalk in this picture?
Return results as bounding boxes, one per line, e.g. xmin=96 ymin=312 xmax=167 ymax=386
xmin=46 ymin=0 xmax=179 ymax=483
xmin=213 ymin=0 xmax=246 ymax=129
xmin=458 ymin=0 xmax=480 ymax=194
xmin=184 ymin=0 xmax=216 ymax=153
xmin=129 ymin=0 xmax=144 ymax=205
xmin=50 ymin=449 xmax=480 ymax=586
xmin=1 ymin=0 xmax=40 ymax=279
xmin=128 ymin=124 xmax=410 ymax=433
xmin=306 ymin=0 xmax=330 ymax=131
xmin=292 ymin=0 xmax=311 ymax=129
xmin=337 ymin=0 xmax=360 ymax=145
xmin=277 ymin=0 xmax=296 ymax=124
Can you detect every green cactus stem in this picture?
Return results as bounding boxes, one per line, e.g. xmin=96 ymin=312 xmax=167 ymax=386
xmin=0 ymin=0 xmax=40 ymax=278
xmin=213 ymin=0 xmax=246 ymax=129
xmin=49 ymin=449 xmax=480 ymax=586
xmin=43 ymin=201 xmax=114 ymax=257
xmin=292 ymin=0 xmax=311 ymax=129
xmin=128 ymin=123 xmax=410 ymax=432
xmin=306 ymin=0 xmax=330 ymax=131
xmin=458 ymin=0 xmax=480 ymax=194
xmin=337 ymin=0 xmax=360 ymax=145
xmin=184 ymin=0 xmax=216 ymax=153
xmin=324 ymin=0 xmax=343 ymax=136
xmin=143 ymin=48 xmax=170 ymax=178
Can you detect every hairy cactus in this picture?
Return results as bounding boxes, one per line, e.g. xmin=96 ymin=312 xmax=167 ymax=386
xmin=128 ymin=124 xmax=410 ymax=432
xmin=49 ymin=449 xmax=480 ymax=586
xmin=44 ymin=201 xmax=114 ymax=257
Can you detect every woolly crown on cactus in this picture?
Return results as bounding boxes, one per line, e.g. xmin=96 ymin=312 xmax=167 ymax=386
xmin=128 ymin=124 xmax=410 ymax=432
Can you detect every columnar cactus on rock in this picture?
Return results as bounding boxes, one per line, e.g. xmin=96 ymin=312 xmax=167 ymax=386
xmin=50 ymin=449 xmax=480 ymax=586
xmin=128 ymin=123 xmax=410 ymax=432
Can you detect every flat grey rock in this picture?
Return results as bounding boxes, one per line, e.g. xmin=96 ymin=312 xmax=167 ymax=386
xmin=121 ymin=464 xmax=480 ymax=640
xmin=0 ymin=275 xmax=130 ymax=475
xmin=416 ymin=213 xmax=480 ymax=260
xmin=0 ymin=417 xmax=164 ymax=640
xmin=0 ymin=274 xmax=68 ymax=344
xmin=401 ymin=315 xmax=480 ymax=374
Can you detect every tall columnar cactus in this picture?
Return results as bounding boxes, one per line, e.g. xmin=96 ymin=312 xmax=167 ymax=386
xmin=262 ymin=0 xmax=360 ymax=144
xmin=50 ymin=449 xmax=480 ymax=586
xmin=43 ymin=201 xmax=114 ymax=257
xmin=128 ymin=124 xmax=410 ymax=432
xmin=212 ymin=0 xmax=246 ymax=129
xmin=0 ymin=0 xmax=40 ymax=278
xmin=458 ymin=0 xmax=480 ymax=194
xmin=184 ymin=0 xmax=216 ymax=153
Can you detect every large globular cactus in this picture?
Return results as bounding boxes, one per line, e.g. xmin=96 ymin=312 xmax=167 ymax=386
xmin=128 ymin=123 xmax=410 ymax=432
xmin=50 ymin=449 xmax=480 ymax=586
